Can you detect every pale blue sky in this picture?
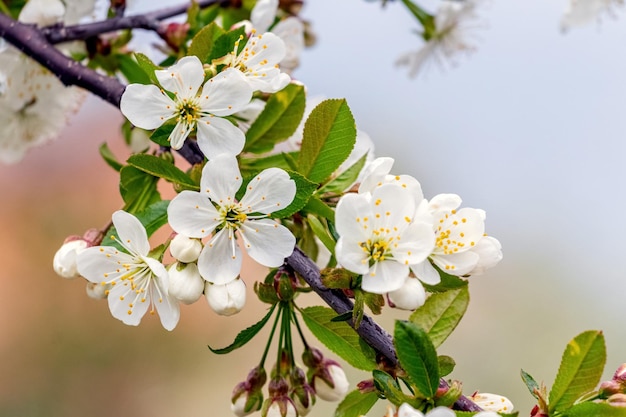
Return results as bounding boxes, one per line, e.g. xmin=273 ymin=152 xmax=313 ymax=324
xmin=295 ymin=0 xmax=626 ymax=413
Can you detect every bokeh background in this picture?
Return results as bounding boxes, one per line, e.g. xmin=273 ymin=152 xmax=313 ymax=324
xmin=2 ymin=0 xmax=626 ymax=416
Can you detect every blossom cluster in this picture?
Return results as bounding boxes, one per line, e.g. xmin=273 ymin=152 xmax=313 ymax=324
xmin=335 ymin=157 xmax=502 ymax=309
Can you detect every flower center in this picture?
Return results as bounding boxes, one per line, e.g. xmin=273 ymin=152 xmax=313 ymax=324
xmin=361 ymin=237 xmax=392 ymax=266
xmin=176 ymin=99 xmax=201 ymax=126
xmin=221 ymin=205 xmax=247 ymax=230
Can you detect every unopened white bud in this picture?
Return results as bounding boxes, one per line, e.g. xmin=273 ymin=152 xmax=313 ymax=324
xmin=314 ymin=364 xmax=349 ymax=402
xmin=265 ymin=401 xmax=297 ymax=417
xmin=168 ymin=262 xmax=204 ymax=304
xmin=205 ymin=278 xmax=246 ymax=316
xmin=387 ymin=277 xmax=426 ymax=311
xmin=470 ymin=392 xmax=514 ymax=414
xmin=86 ymin=282 xmax=109 ymax=299
xmin=129 ymin=128 xmax=151 ymax=153
xmin=19 ymin=0 xmax=65 ymax=26
xmin=53 ymin=239 xmax=88 ymax=279
xmin=231 ymin=396 xmax=250 ymax=417
xmin=170 ymin=234 xmax=202 ymax=263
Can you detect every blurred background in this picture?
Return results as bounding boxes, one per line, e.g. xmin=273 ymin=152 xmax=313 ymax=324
xmin=2 ymin=0 xmax=626 ymax=416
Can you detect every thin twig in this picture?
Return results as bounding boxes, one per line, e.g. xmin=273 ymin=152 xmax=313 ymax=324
xmin=41 ymin=0 xmax=230 ymax=44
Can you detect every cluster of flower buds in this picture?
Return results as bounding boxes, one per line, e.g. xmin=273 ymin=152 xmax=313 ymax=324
xmin=598 ymin=363 xmax=626 ymax=406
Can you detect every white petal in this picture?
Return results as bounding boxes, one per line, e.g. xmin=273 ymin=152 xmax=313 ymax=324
xmin=152 ymin=278 xmax=180 ymax=331
xmin=397 ymin=403 xmax=426 ymax=417
xmin=199 ymin=68 xmax=252 ymax=116
xmin=155 ymin=55 xmax=204 ymax=99
xmin=358 ymin=157 xmax=394 ymax=193
xmin=239 ymin=219 xmax=295 ymax=267
xmin=107 ymin=277 xmax=150 ymax=326
xmin=197 ymin=229 xmax=242 ymax=285
xmin=361 ymin=260 xmax=409 ymax=294
xmin=168 ymin=191 xmax=221 ymax=238
xmin=410 ymin=260 xmax=441 ymax=285
xmin=167 ymin=119 xmax=194 ymax=150
xmin=432 ymin=250 xmax=480 ymax=276
xmin=424 ymin=406 xmax=456 ymax=417
xmin=76 ymin=246 xmax=136 ymax=284
xmin=120 ymin=83 xmax=176 ymax=129
xmin=388 ymin=277 xmax=426 ymax=311
xmin=200 ymin=154 xmax=243 ymax=203
xmin=335 ymin=238 xmax=369 ymax=275
xmin=429 ymin=193 xmax=462 ymax=212
xmin=334 ymin=193 xmax=372 ymax=241
xmin=468 ymin=236 xmax=503 ymax=275
xmin=370 ymin=183 xmax=415 ymax=232
xmin=196 ymin=115 xmax=246 ymax=159
xmin=111 ymin=210 xmax=150 ymax=256
xmin=19 ymin=0 xmax=65 ymax=25
xmin=239 ymin=168 xmax=296 ymax=214
xmin=251 ymin=0 xmax=278 ymax=32
xmin=205 ymin=278 xmax=247 ymax=316
xmin=392 ymin=221 xmax=435 ymax=266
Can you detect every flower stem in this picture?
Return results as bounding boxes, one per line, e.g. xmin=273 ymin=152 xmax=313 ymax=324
xmin=260 ymin=304 xmax=280 ymax=368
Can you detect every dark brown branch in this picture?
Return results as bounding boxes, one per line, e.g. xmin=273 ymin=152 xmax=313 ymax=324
xmin=41 ymin=0 xmax=230 ymax=44
xmin=286 ymin=247 xmax=482 ymax=412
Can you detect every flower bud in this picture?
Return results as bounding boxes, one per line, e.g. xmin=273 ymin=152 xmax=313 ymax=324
xmin=600 ymin=380 xmax=623 ymax=397
xmin=86 ymin=282 xmax=109 ymax=299
xmin=614 ymin=363 xmax=626 ymax=384
xmin=470 ymin=392 xmax=514 ymax=414
xmin=387 ymin=277 xmax=426 ymax=311
xmin=53 ymin=238 xmax=89 ymax=279
xmin=290 ymin=367 xmax=315 ymax=416
xmin=312 ymin=364 xmax=349 ymax=402
xmin=263 ymin=378 xmax=298 ymax=417
xmin=169 ymin=234 xmax=202 ymax=263
xmin=168 ymin=262 xmax=204 ymax=304
xmin=608 ymin=393 xmax=626 ymax=407
xmin=129 ymin=128 xmax=151 ymax=153
xmin=159 ymin=22 xmax=190 ymax=52
xmin=205 ymin=278 xmax=246 ymax=316
xmin=231 ymin=366 xmax=267 ymax=417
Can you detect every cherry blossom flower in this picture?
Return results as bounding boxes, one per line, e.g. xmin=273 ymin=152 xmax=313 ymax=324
xmin=335 ymin=183 xmax=435 ymax=294
xmin=561 ymin=0 xmax=623 ymax=30
xmin=249 ymin=0 xmax=305 ymax=72
xmin=396 ymin=0 xmax=482 ymax=78
xmin=167 ymin=155 xmax=296 ymax=284
xmin=120 ymin=56 xmax=252 ymax=157
xmin=226 ymin=32 xmax=291 ymax=93
xmin=411 ymin=193 xmax=501 ymax=284
xmin=77 ymin=210 xmax=180 ymax=330
xmin=0 ymin=49 xmax=84 ymax=164
xmin=470 ymin=392 xmax=515 ymax=414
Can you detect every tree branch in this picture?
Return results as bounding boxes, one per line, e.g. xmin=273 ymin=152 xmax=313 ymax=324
xmin=42 ymin=0 xmax=230 ymax=44
xmin=286 ymin=247 xmax=482 ymax=412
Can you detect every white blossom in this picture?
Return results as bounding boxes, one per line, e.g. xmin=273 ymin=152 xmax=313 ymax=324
xmin=470 ymin=392 xmax=514 ymax=414
xmin=53 ymin=239 xmax=89 ymax=279
xmin=249 ymin=0 xmax=305 ymax=72
xmin=313 ymin=364 xmax=349 ymax=402
xmin=120 ymin=56 xmax=252 ymax=157
xmin=396 ymin=0 xmax=482 ymax=78
xmin=168 ymin=262 xmax=204 ymax=304
xmin=169 ymin=234 xmax=203 ymax=263
xmin=0 ymin=49 xmax=84 ymax=164
xmin=205 ymin=278 xmax=247 ymax=316
xmin=19 ymin=0 xmax=97 ymax=26
xmin=561 ymin=0 xmax=623 ymax=30
xmin=77 ymin=210 xmax=180 ymax=330
xmin=387 ymin=277 xmax=427 ymax=310
xmin=335 ymin=183 xmax=435 ymax=294
xmin=167 ymin=155 xmax=296 ymax=284
xmin=227 ymin=32 xmax=291 ymax=93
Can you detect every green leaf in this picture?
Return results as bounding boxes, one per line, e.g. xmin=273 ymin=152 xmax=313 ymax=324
xmin=244 ymin=84 xmax=306 ymax=154
xmin=134 ymin=52 xmax=161 ymax=85
xmin=240 ymin=152 xmax=299 ymax=175
xmin=422 ymin=267 xmax=468 ymax=293
xmin=334 ymin=389 xmax=378 ymax=417
xmin=188 ymin=22 xmax=225 ymax=62
xmin=119 ymin=166 xmax=161 ymax=212
xmin=149 ymin=119 xmax=177 ymax=147
xmin=549 ymin=330 xmax=606 ymax=414
xmin=318 ymin=152 xmax=368 ymax=195
xmin=99 ymin=143 xmax=123 ymax=172
xmin=127 ymin=154 xmax=198 ymax=190
xmin=208 ymin=26 xmax=246 ymax=62
xmin=302 ymin=196 xmax=335 ymax=221
xmin=208 ymin=305 xmax=276 ymax=354
xmin=564 ymin=402 xmax=626 ymax=417
xmin=394 ymin=321 xmax=439 ymax=398
xmin=298 ymin=99 xmax=357 ymax=183
xmin=373 ymin=369 xmax=414 ymax=405
xmin=133 ymin=200 xmax=170 ymax=237
xmin=270 ymin=170 xmax=318 ymax=219
xmin=520 ymin=369 xmax=540 ymax=400
xmin=117 ymin=54 xmax=152 ymax=84
xmin=409 ymin=286 xmax=469 ymax=348
xmin=307 ymin=215 xmax=336 ymax=254
xmin=300 ymin=306 xmax=376 ymax=371
xmin=454 ymin=412 xmax=519 ymax=417
xmin=438 ymin=355 xmax=456 ymax=377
